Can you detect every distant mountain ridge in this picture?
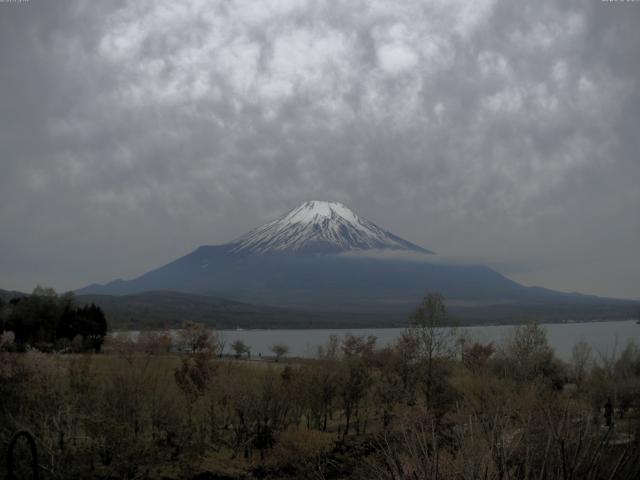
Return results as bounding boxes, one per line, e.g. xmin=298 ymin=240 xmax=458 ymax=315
xmin=0 ymin=288 xmax=28 ymax=302
xmin=77 ymin=201 xmax=639 ymax=322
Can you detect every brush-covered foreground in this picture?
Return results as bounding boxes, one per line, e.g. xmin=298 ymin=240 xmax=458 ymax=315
xmin=2 ymin=318 xmax=640 ymax=479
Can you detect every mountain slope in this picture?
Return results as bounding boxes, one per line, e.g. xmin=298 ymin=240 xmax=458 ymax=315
xmin=228 ymin=200 xmax=432 ymax=255
xmin=78 ymin=200 xmax=638 ymax=320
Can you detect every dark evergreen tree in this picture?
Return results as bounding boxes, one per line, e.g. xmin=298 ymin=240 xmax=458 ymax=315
xmin=3 ymin=288 xmax=108 ymax=352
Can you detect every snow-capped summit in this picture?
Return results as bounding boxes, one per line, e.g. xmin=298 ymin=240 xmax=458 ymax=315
xmin=228 ymin=200 xmax=433 ymax=255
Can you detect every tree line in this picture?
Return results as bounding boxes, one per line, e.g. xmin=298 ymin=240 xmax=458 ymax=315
xmin=1 ymin=293 xmax=640 ymax=479
xmin=0 ymin=286 xmax=107 ymax=353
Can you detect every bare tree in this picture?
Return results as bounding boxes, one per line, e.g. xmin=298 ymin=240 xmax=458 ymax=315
xmin=408 ymin=293 xmax=456 ymax=403
xmin=501 ymin=322 xmax=557 ymax=383
xmin=138 ymin=330 xmax=173 ymax=354
xmin=177 ymin=321 xmax=218 ymax=353
xmin=231 ymin=339 xmax=251 ymax=359
xmin=317 ymin=334 xmax=339 ymax=360
xmin=571 ymin=340 xmax=592 ymax=385
xmin=270 ymin=343 xmax=290 ymax=362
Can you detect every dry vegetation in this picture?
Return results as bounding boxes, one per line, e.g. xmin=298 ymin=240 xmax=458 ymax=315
xmin=2 ymin=296 xmax=640 ymax=479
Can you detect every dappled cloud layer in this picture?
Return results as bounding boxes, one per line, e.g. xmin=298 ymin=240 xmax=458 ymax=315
xmin=0 ymin=0 xmax=638 ymax=297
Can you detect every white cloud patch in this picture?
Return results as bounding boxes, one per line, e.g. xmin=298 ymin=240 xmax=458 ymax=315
xmin=482 ymin=88 xmax=523 ymax=114
xmin=377 ymin=43 xmax=418 ymax=75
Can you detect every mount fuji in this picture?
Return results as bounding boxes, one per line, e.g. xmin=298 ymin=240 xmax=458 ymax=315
xmin=78 ymin=201 xmax=638 ymax=323
xmin=229 ymin=201 xmax=432 ymax=255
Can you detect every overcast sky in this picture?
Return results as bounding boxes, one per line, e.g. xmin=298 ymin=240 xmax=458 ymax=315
xmin=1 ymin=0 xmax=639 ymax=299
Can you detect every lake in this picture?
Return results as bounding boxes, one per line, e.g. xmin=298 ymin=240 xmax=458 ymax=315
xmin=200 ymin=320 xmax=640 ymax=360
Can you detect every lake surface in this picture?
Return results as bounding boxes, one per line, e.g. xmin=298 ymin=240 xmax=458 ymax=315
xmin=210 ymin=320 xmax=640 ymax=360
xmin=118 ymin=320 xmax=640 ymax=360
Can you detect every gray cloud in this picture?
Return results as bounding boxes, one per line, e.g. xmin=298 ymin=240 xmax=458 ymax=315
xmin=0 ymin=0 xmax=638 ymax=299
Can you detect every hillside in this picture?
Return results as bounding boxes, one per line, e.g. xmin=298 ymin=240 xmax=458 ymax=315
xmin=0 ymin=288 xmax=28 ymax=303
xmin=74 ymin=290 xmax=640 ymax=331
xmin=75 ymin=290 xmax=404 ymax=330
